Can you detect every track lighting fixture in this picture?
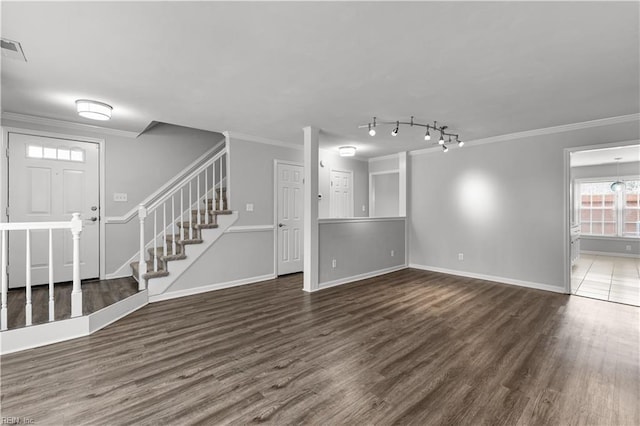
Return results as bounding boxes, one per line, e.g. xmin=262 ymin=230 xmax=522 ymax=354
xmin=358 ymin=117 xmax=465 ymax=153
xmin=391 ymin=121 xmax=399 ymax=136
xmin=368 ymin=117 xmax=377 ymax=136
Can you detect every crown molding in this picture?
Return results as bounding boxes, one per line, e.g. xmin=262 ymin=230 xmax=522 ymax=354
xmin=1 ymin=112 xmax=141 ymax=138
xmin=223 ymin=131 xmax=303 ymax=150
xmin=409 ymin=113 xmax=640 ymax=157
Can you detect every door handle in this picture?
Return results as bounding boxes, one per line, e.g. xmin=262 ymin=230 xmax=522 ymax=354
xmin=278 ymin=223 xmax=285 ymax=228
xmin=90 ymin=217 xmax=98 ymax=222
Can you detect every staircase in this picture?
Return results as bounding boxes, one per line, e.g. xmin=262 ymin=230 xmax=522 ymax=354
xmin=130 ymin=190 xmax=230 ymax=282
xmin=130 ymin=148 xmax=236 ymax=296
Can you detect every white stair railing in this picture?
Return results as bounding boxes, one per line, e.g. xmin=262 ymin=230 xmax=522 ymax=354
xmin=137 ymin=149 xmax=228 ymax=286
xmin=0 ymin=213 xmax=83 ymax=331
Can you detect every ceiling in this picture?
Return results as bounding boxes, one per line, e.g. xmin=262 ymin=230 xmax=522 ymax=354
xmin=1 ymin=2 xmax=639 ymax=158
xmin=571 ymin=145 xmax=640 ymax=167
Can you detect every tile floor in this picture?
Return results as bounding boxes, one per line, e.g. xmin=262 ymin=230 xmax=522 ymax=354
xmin=571 ymin=253 xmax=640 ymax=306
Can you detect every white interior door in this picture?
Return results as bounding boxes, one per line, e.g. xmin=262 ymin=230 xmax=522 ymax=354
xmin=277 ymin=162 xmax=303 ymax=275
xmin=8 ymin=133 xmax=100 ymax=288
xmin=330 ymin=169 xmax=353 ymax=218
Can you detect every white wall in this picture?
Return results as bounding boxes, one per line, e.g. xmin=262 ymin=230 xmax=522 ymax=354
xmin=571 ymin=161 xmax=640 ymax=256
xmin=409 ymin=120 xmax=639 ymax=290
xmin=0 ymin=119 xmax=223 ymax=274
xmin=318 ymin=149 xmax=368 ymax=218
xmin=318 ymin=218 xmax=406 ymax=286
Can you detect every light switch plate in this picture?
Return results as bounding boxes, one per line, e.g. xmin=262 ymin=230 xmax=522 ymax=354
xmin=246 ymin=203 xmax=254 ymax=212
xmin=113 ymin=193 xmax=128 ymax=202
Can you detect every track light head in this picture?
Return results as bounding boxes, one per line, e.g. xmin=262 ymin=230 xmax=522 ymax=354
xmin=438 ymin=133 xmax=445 ymax=145
xmin=442 ymin=145 xmax=448 ymax=152
xmin=424 ymin=129 xmax=431 ymax=141
xmin=391 ymin=121 xmax=399 ymax=136
xmin=457 ymin=139 xmax=464 ymax=147
xmin=368 ymin=123 xmax=376 ymax=136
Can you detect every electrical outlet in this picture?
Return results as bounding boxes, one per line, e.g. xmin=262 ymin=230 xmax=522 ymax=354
xmin=458 ymin=253 xmax=464 ymax=261
xmin=246 ymin=203 xmax=254 ymax=212
xmin=391 ymin=250 xmax=395 ymax=257
xmin=362 ymin=204 xmax=366 ymax=212
xmin=113 ymin=193 xmax=127 ymax=202
xmin=332 ymin=259 xmax=337 ymax=268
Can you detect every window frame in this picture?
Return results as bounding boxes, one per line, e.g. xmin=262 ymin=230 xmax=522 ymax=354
xmin=575 ymin=176 xmax=640 ymax=239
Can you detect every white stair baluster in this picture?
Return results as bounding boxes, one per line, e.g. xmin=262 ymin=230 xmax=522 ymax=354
xmin=180 ymin=188 xmax=184 ymax=241
xmin=219 ymin=157 xmax=223 ymax=210
xmin=197 ymin=174 xmax=202 ymax=226
xmin=189 ymin=181 xmax=193 ymax=240
xmin=48 ymin=228 xmax=54 ymax=322
xmin=163 ymin=202 xmax=167 ymax=258
xmin=205 ymin=167 xmax=209 ymax=224
xmin=1 ymin=229 xmax=8 ymax=330
xmin=70 ymin=213 xmax=82 ymax=318
xmin=153 ymin=210 xmax=158 ymax=272
xmin=25 ymin=229 xmax=32 ymax=326
xmin=212 ymin=162 xmax=216 ymax=214
xmin=172 ymin=196 xmax=176 ymax=255
xmin=138 ymin=205 xmax=147 ymax=290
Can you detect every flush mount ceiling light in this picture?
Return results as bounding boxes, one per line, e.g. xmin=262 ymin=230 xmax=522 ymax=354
xmin=359 ymin=116 xmax=464 ymax=153
xmin=338 ymin=146 xmax=356 ymax=157
xmin=611 ymin=157 xmax=625 ymax=192
xmin=75 ymin=99 xmax=112 ymax=121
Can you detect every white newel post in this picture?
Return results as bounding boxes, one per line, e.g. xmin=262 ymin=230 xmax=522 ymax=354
xmin=138 ymin=205 xmax=147 ymax=290
xmin=70 ymin=213 xmax=83 ymax=318
xmin=1 ymin=229 xmax=7 ymax=330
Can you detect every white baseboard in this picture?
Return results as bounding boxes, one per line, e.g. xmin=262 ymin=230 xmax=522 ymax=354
xmin=148 ymin=273 xmax=277 ymax=303
xmin=316 ymin=264 xmax=407 ymax=291
xmin=89 ymin=290 xmax=148 ymax=332
xmin=408 ymin=263 xmax=567 ymax=294
xmin=581 ymin=250 xmax=640 ymax=259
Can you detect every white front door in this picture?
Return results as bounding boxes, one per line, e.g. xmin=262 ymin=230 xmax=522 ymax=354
xmin=8 ymin=133 xmax=100 ymax=288
xmin=276 ymin=162 xmax=303 ymax=275
xmin=330 ymin=169 xmax=353 ymax=218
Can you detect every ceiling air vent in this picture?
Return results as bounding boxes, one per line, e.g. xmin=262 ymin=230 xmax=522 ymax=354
xmin=1 ymin=38 xmax=27 ymax=62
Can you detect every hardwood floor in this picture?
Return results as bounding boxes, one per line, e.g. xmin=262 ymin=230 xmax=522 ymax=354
xmin=1 ymin=269 xmax=638 ymax=425
xmin=5 ymin=277 xmax=139 ymax=329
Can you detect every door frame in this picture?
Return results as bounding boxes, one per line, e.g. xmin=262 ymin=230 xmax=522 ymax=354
xmin=1 ymin=126 xmax=107 ymax=279
xmin=562 ymin=138 xmax=640 ymax=295
xmin=273 ymin=159 xmax=304 ymax=276
xmin=329 ymin=168 xmax=354 ymax=218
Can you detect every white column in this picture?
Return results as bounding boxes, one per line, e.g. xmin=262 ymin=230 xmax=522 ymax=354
xmin=398 ymin=151 xmax=407 ymax=217
xmin=1 ymin=229 xmax=7 ymax=330
xmin=138 ymin=205 xmax=147 ymax=290
xmin=303 ymin=126 xmax=319 ymax=292
xmin=70 ymin=212 xmax=83 ymax=318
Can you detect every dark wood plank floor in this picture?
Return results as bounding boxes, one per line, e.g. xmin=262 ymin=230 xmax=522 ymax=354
xmin=5 ymin=277 xmax=139 ymax=329
xmin=1 ymin=269 xmax=638 ymax=425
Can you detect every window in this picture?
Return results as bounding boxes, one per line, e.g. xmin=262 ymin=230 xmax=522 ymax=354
xmin=578 ymin=179 xmax=640 ymax=238
xmin=26 ymin=144 xmax=84 ymax=162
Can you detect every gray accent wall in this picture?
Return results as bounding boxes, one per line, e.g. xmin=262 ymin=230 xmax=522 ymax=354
xmin=409 ymin=121 xmax=639 ymax=290
xmin=318 ymin=218 xmax=406 ymax=285
xmin=372 ymin=172 xmax=400 ymax=217
xmin=1 ymin=119 xmax=223 ymax=274
xmin=318 ymin=149 xmax=369 ymax=218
